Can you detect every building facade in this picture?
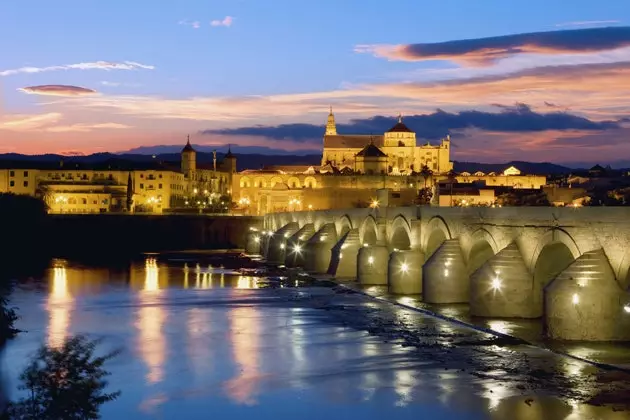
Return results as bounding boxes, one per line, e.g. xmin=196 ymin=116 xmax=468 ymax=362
xmin=321 ymin=110 xmax=453 ymax=175
xmin=0 ymin=139 xmax=235 ymax=214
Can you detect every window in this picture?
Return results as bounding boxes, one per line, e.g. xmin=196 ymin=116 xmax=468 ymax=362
xmin=81 ymin=198 xmax=87 ymax=205
xmin=158 ymin=184 xmax=162 ymax=189
xmin=140 ymin=174 xmax=144 ymax=178
xmin=9 ymin=171 xmax=14 ymax=177
xmin=23 ymin=181 xmax=28 ymax=187
xmin=9 ymin=180 xmax=14 ymax=187
xmin=23 ymin=171 xmax=28 ymax=177
xmin=140 ymin=183 xmax=144 ymax=189
xmin=158 ymin=174 xmax=162 ymax=179
xmin=102 ymin=199 xmax=109 ymax=205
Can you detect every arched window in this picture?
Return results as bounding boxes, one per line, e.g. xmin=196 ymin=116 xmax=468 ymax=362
xmin=240 ymin=177 xmax=251 ymax=188
xmin=304 ymin=177 xmax=317 ymax=188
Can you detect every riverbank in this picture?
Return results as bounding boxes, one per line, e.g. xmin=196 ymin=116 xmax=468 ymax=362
xmin=330 ymin=281 xmax=630 ymax=372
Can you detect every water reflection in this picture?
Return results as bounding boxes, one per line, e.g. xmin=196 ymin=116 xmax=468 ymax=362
xmin=7 ymin=257 xmax=630 ymax=419
xmin=48 ymin=262 xmax=73 ymax=347
xmin=136 ymin=258 xmax=167 ymax=384
xmin=224 ymin=305 xmax=261 ymax=405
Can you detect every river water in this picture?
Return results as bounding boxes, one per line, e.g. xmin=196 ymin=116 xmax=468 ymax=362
xmin=3 ymin=254 xmax=630 ymax=419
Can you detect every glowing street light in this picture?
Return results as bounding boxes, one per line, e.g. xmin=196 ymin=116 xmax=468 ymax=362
xmin=400 ymin=263 xmax=409 ymax=273
xmin=293 ymin=244 xmax=302 ymax=254
xmin=491 ymin=276 xmax=502 ymax=290
xmin=370 ymin=199 xmax=380 ymax=209
xmin=368 ymin=256 xmax=374 ymax=265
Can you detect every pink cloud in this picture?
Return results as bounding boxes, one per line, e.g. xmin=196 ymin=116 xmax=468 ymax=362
xmin=18 ymin=85 xmax=98 ymax=97
xmin=211 ymin=16 xmax=233 ymax=27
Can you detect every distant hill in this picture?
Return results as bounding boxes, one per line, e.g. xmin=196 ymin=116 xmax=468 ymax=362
xmin=122 ymin=144 xmax=319 ymax=156
xmin=0 ymin=152 xmax=584 ymax=175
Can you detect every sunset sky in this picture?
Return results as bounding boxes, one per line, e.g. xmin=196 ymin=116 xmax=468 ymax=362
xmin=1 ymin=0 xmax=630 ymax=164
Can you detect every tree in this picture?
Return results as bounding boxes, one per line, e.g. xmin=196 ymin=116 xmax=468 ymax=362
xmin=126 ymin=172 xmax=134 ymax=212
xmin=414 ymin=187 xmax=433 ymax=205
xmin=7 ymin=335 xmax=120 ymax=420
xmin=419 ymin=165 xmax=433 ymax=189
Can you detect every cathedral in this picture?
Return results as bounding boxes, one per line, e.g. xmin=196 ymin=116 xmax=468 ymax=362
xmin=321 ymin=109 xmax=453 ymax=175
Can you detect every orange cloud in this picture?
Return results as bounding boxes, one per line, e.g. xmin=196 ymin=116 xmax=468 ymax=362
xmin=45 ymin=122 xmax=131 ymax=133
xmin=52 ymin=61 xmax=630 ymax=125
xmin=0 ymin=113 xmax=63 ymax=131
xmin=18 ymin=85 xmax=97 ymax=97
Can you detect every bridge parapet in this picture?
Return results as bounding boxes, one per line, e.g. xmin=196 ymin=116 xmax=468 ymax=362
xmin=262 ymin=206 xmax=630 ymax=341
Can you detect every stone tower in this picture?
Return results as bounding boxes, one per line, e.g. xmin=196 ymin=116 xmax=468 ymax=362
xmin=224 ymin=145 xmax=237 ymax=174
xmin=181 ymin=135 xmax=196 ymax=180
xmin=325 ymin=106 xmax=337 ymax=136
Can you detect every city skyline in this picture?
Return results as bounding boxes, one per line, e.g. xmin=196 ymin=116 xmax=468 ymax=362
xmin=1 ymin=0 xmax=630 ymax=164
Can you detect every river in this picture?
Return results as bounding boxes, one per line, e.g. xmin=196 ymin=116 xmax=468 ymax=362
xmin=3 ymin=253 xmax=630 ymax=419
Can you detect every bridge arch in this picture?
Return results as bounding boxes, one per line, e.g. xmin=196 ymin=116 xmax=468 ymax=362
xmin=531 ymin=228 xmax=581 ymax=289
xmin=359 ymin=215 xmax=378 ymax=246
xmin=423 ymin=216 xmax=452 ymax=258
xmin=389 ymin=215 xmax=412 ymax=250
xmin=336 ymin=215 xmax=353 ymax=237
xmin=467 ymin=228 xmax=499 ymax=274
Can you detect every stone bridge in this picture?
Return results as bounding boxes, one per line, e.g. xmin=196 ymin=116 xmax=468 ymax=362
xmin=247 ymin=206 xmax=630 ymax=341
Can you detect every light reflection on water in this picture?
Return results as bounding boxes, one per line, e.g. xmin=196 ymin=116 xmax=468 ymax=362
xmin=48 ymin=263 xmax=73 ymax=347
xmin=3 ymin=257 xmax=630 ymax=419
xmin=136 ymin=257 xmax=167 ymax=385
xmin=367 ymin=284 xmax=630 ymax=369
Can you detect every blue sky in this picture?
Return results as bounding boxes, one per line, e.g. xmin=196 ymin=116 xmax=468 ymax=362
xmin=1 ymin=0 xmax=630 ymax=164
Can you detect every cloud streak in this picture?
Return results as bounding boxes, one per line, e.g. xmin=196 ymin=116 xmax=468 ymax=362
xmin=18 ymin=85 xmax=97 ymax=97
xmin=45 ymin=122 xmax=131 ymax=133
xmin=355 ymin=27 xmax=630 ymax=66
xmin=211 ymin=16 xmax=233 ymax=27
xmin=55 ymin=60 xmax=630 ymax=125
xmin=0 ymin=61 xmax=155 ymax=77
xmin=0 ymin=113 xmax=63 ymax=131
xmin=178 ymin=19 xmax=201 ymax=29
xmin=202 ymin=105 xmax=620 ymax=142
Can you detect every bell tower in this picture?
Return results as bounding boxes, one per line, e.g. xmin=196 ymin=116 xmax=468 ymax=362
xmin=325 ymin=106 xmax=337 ymax=136
xmin=181 ymin=135 xmax=197 ymax=180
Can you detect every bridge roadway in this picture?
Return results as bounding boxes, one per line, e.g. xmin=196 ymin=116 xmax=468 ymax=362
xmin=247 ymin=206 xmax=630 ymax=342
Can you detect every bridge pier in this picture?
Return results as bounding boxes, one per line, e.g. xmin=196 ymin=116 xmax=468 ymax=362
xmin=303 ymin=223 xmax=337 ymax=274
xmin=545 ymin=249 xmax=630 ymax=341
xmin=357 ymin=244 xmax=389 ymax=285
xmin=260 ymin=231 xmax=272 ymax=259
xmin=388 ymin=249 xmax=424 ymax=294
xmin=245 ymin=230 xmax=262 ymax=255
xmin=470 ymin=242 xmax=538 ymax=318
xmin=423 ymin=239 xmax=468 ymax=303
xmin=285 ymin=224 xmax=315 ymax=268
xmin=328 ymin=229 xmax=360 ymax=279
xmin=266 ymin=222 xmax=299 ymax=265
